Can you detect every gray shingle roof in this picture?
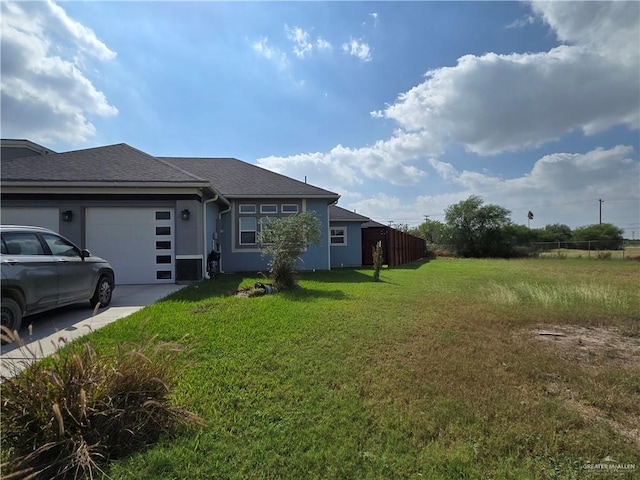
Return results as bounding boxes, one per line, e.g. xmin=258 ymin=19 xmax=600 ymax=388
xmin=362 ymin=220 xmax=388 ymax=229
xmin=162 ymin=157 xmax=339 ymax=199
xmin=329 ymin=205 xmax=370 ymax=222
xmin=1 ymin=142 xmax=340 ymax=201
xmin=1 ymin=144 xmax=207 ymax=184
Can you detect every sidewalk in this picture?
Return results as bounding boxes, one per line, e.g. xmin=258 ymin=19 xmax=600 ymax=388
xmin=1 ymin=284 xmax=186 ymax=379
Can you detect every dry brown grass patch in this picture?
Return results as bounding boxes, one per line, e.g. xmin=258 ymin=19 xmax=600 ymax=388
xmin=529 ymin=325 xmax=640 ymax=367
xmin=526 ymin=324 xmax=640 ymax=447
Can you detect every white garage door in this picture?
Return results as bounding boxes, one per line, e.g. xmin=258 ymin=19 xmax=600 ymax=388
xmin=86 ymin=208 xmax=175 ymax=285
xmin=1 ymin=207 xmax=59 ymax=232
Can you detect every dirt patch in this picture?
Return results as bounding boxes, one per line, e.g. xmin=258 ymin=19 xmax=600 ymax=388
xmin=529 ymin=325 xmax=640 ymax=367
xmin=527 ymin=324 xmax=640 ymax=446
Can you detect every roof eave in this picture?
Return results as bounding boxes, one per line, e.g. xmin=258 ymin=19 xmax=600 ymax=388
xmin=225 ymin=194 xmax=340 ymax=200
xmin=331 ymin=218 xmax=371 ymax=223
xmin=1 ymin=181 xmax=212 ymax=188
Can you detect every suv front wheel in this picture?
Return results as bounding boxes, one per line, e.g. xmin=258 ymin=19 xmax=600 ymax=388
xmin=1 ymin=297 xmax=22 ymax=343
xmin=90 ymin=276 xmax=113 ymax=308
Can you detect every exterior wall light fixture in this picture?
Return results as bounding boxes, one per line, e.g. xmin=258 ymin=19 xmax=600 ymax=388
xmin=61 ymin=210 xmax=73 ymax=222
xmin=181 ymin=209 xmax=191 ymax=221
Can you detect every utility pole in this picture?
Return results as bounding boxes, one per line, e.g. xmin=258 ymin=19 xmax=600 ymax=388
xmin=599 ymin=199 xmax=604 ymax=224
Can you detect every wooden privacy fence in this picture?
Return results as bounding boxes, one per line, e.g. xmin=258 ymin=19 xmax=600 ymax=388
xmin=362 ymin=226 xmax=426 ymax=267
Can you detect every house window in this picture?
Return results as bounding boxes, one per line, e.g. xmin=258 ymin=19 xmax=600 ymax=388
xmin=259 ymin=217 xmax=274 ymax=232
xmin=260 ymin=204 xmax=277 ymax=214
xmin=239 ymin=217 xmax=257 ymax=244
xmin=331 ymin=228 xmax=346 ymax=245
xmin=281 ymin=204 xmax=299 ymax=214
xmin=156 ymin=226 xmax=171 ymax=236
xmin=239 ymin=204 xmax=256 ymax=214
xmin=155 ymin=211 xmax=171 ymax=220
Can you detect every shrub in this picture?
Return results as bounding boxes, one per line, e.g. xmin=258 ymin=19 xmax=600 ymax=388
xmin=1 ymin=335 xmax=201 ymax=479
xmin=258 ymin=212 xmax=321 ymax=290
xmin=596 ymin=251 xmax=612 ymax=260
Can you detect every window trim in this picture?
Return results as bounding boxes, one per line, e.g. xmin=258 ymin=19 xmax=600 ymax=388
xmin=260 ymin=204 xmax=278 ymax=214
xmin=330 ymin=227 xmax=347 ymax=246
xmin=281 ymin=204 xmax=299 ymax=214
xmin=239 ymin=204 xmax=257 ymax=214
xmin=239 ymin=217 xmax=257 ymax=245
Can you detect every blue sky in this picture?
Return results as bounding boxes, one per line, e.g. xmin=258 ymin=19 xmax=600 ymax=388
xmin=2 ymin=1 xmax=639 ymax=236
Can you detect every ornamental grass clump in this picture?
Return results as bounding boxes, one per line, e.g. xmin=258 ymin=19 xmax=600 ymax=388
xmin=1 ymin=335 xmax=201 ymax=480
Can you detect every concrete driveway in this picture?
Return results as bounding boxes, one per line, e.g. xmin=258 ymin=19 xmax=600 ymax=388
xmin=1 ymin=284 xmax=186 ymax=379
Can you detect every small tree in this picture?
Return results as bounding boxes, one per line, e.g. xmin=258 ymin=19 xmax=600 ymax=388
xmin=444 ymin=195 xmax=512 ymax=257
xmin=258 ymin=211 xmax=321 ymax=290
xmin=372 ymin=240 xmax=383 ymax=282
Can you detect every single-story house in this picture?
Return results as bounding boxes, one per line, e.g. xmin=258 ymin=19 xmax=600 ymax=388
xmin=327 ymin=205 xmax=370 ymax=268
xmin=1 ymin=140 xmax=371 ymax=285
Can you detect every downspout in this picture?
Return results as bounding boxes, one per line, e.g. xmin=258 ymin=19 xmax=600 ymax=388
xmin=217 ymin=203 xmax=232 ymax=274
xmin=202 ymin=194 xmax=218 ymax=278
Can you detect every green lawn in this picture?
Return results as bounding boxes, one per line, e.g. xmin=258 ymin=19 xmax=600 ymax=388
xmin=64 ymin=259 xmax=640 ymax=478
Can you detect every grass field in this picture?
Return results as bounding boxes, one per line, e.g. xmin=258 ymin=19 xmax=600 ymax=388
xmin=16 ymin=259 xmax=640 ymax=478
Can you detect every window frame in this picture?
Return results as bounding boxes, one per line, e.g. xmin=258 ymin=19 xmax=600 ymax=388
xmin=239 ymin=217 xmax=258 ymax=245
xmin=281 ymin=204 xmax=299 ymax=214
xmin=260 ymin=204 xmax=278 ymax=214
xmin=239 ymin=204 xmax=257 ymax=214
xmin=330 ymin=227 xmax=347 ymax=246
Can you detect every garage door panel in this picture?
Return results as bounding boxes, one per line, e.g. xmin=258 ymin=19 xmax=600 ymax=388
xmin=86 ymin=208 xmax=174 ymax=285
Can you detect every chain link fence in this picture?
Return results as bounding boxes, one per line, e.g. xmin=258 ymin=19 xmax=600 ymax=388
xmin=427 ymin=241 xmax=640 ymax=260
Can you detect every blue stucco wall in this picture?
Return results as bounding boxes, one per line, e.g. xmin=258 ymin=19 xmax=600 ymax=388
xmin=218 ymin=198 xmax=331 ymax=273
xmin=330 ymin=222 xmax=363 ymax=268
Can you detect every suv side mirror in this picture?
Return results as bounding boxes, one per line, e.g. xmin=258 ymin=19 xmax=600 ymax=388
xmin=81 ymin=249 xmax=92 ymax=258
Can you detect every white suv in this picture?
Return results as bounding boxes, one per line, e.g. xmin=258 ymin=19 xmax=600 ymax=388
xmin=1 ymin=225 xmax=115 ymax=342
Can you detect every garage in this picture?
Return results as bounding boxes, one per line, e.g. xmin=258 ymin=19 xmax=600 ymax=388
xmin=86 ymin=208 xmax=175 ymax=285
xmin=1 ymin=207 xmax=59 ymax=232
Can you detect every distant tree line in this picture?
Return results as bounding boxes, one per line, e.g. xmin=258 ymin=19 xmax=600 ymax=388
xmin=408 ymin=195 xmax=625 ymax=258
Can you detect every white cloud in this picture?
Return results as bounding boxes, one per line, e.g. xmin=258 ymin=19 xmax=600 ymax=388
xmin=531 ymin=0 xmax=638 ymax=65
xmin=426 ymin=145 xmax=639 ymax=228
xmin=279 ymin=25 xmax=332 ymax=60
xmin=258 ymin=130 xmax=431 ymax=191
xmin=337 ymin=145 xmax=639 ymax=230
xmin=252 ymin=37 xmax=289 ymax=70
xmin=506 ymin=15 xmax=536 ymax=29
xmin=316 ymin=37 xmax=332 ymax=51
xmin=377 ymin=1 xmax=639 ymax=156
xmin=285 ymin=25 xmax=313 ymax=59
xmin=341 ymin=38 xmax=372 ymax=62
xmin=0 ymin=0 xmax=118 ymax=144
xmin=253 ymin=2 xmax=639 ymax=233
